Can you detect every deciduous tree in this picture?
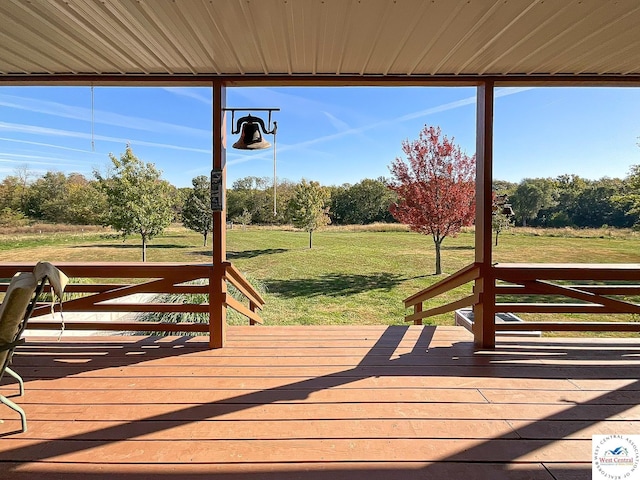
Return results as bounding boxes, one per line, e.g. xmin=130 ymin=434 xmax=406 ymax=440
xmin=227 ymin=176 xmax=273 ymax=225
xmin=510 ymin=178 xmax=556 ymax=227
xmin=492 ymin=193 xmax=513 ymax=246
xmin=95 ymin=146 xmax=174 ymax=261
xmin=288 ymin=179 xmax=331 ymax=248
xmin=60 ymin=174 xmax=107 ymax=225
xmin=329 ymin=178 xmax=396 ymax=225
xmin=232 ymin=208 xmax=252 ymax=228
xmin=0 ymin=175 xmax=27 ymax=214
xmin=182 ymin=175 xmax=213 ymax=246
xmin=622 ymin=164 xmax=640 ymax=228
xmin=388 ymin=125 xmax=475 ymax=275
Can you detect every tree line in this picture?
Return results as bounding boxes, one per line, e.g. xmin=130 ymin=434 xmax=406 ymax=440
xmin=0 ymin=167 xmax=395 ymax=230
xmin=227 ymin=171 xmax=640 ymax=231
xmin=1 ymin=150 xmax=639 ymax=233
xmin=495 ymin=174 xmax=639 ymax=229
xmin=226 ymin=175 xmax=396 ymax=227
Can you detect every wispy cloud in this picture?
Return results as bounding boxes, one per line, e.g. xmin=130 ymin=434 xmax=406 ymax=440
xmin=291 ymin=87 xmax=533 ymax=149
xmin=322 ymin=111 xmax=351 ymax=132
xmin=162 ymin=87 xmax=212 ymax=105
xmin=228 ymin=87 xmax=534 ymax=163
xmin=0 ymin=93 xmax=210 ymax=138
xmin=0 ymin=153 xmax=84 ymax=168
xmin=0 ymin=136 xmax=97 ymax=154
xmin=230 ymin=87 xmax=373 ymax=124
xmin=0 ymin=87 xmax=534 ymax=175
xmin=226 ymin=155 xmax=272 ymax=167
xmin=0 ymin=121 xmax=211 ymax=154
xmin=231 ymin=87 xmax=330 ymax=112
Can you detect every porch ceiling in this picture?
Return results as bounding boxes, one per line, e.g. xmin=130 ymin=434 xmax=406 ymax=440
xmin=1 ymin=0 xmax=640 ymax=81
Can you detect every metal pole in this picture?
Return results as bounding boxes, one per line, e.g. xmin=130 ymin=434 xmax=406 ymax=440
xmin=273 ymin=122 xmax=278 ymax=216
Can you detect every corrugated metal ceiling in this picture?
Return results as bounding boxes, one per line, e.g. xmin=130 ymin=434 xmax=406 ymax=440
xmin=0 ymin=0 xmax=639 ymax=80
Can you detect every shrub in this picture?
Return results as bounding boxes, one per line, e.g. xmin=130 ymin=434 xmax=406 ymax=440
xmin=0 ymin=207 xmax=29 ymax=227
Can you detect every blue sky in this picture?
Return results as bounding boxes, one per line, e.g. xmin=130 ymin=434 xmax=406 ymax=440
xmin=0 ymin=85 xmax=639 ymax=188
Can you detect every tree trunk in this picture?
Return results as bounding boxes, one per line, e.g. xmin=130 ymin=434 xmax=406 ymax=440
xmin=434 ymin=239 xmax=442 ymax=275
xmin=142 ymin=237 xmax=147 ymax=262
xmin=203 ymin=231 xmax=208 ymax=247
xmin=309 ymin=229 xmax=313 ymax=249
xmin=495 ymin=230 xmax=499 ymax=246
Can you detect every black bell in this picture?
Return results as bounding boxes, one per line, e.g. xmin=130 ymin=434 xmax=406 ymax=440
xmin=233 ymin=121 xmax=272 ymax=150
xmin=501 ymin=204 xmax=515 ymax=216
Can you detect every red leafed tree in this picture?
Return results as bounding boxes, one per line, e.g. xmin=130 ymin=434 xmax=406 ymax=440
xmin=388 ymin=125 xmax=476 ymax=275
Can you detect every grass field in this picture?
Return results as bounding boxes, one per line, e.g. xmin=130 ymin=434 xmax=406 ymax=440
xmin=0 ymin=224 xmax=639 ymax=331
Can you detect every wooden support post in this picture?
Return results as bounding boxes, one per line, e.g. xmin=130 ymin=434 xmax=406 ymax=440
xmin=210 ymin=80 xmax=227 ymax=349
xmin=474 ymin=81 xmax=496 ymax=349
xmin=249 ymin=300 xmax=257 ymax=326
xmin=413 ymin=303 xmax=423 ymax=325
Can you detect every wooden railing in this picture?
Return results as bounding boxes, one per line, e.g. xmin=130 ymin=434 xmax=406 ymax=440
xmin=493 ymin=263 xmax=640 ymax=332
xmin=224 ymin=262 xmax=265 ymax=326
xmin=0 ymin=262 xmax=265 ymax=334
xmin=404 ymin=262 xmax=480 ymax=325
xmin=404 ymin=262 xmax=640 ymax=335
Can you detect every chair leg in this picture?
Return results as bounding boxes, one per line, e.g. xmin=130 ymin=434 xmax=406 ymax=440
xmin=5 ymin=367 xmax=24 ymax=396
xmin=0 ymin=394 xmax=26 ymax=432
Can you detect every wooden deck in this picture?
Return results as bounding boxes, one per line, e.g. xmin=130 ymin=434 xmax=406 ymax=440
xmin=1 ymin=326 xmax=639 ymax=479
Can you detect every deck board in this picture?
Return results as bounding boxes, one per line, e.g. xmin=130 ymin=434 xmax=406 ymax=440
xmin=1 ymin=325 xmax=639 ymax=479
xmin=0 ymin=461 xmax=558 ymax=480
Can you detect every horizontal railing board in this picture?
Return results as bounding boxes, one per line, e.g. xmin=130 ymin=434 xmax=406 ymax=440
xmin=495 ymin=322 xmax=640 ymax=332
xmin=493 ymin=263 xmax=640 ymax=281
xmin=25 ymin=320 xmax=210 ymax=332
xmin=0 ymin=262 xmax=213 ymax=278
xmin=496 ymin=285 xmax=640 ymax=295
xmin=32 ymin=303 xmax=210 ymax=314
xmin=495 ymin=303 xmax=640 ymax=314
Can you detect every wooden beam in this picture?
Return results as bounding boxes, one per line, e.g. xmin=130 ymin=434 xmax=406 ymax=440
xmin=3 ymin=74 xmax=640 ymax=88
xmin=473 ymin=81 xmax=496 ymax=349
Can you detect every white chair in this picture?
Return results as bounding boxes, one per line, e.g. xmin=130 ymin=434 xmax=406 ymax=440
xmin=0 ymin=262 xmax=67 ymax=432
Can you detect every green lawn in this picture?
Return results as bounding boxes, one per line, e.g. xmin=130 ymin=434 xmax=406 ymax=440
xmin=1 ymin=225 xmax=639 ymax=329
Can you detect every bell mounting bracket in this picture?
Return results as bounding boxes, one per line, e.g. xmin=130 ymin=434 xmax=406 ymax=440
xmin=224 ymin=108 xmax=279 ymax=135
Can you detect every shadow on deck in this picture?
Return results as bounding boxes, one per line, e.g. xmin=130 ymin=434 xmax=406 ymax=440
xmin=1 ymin=325 xmax=638 ymax=479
